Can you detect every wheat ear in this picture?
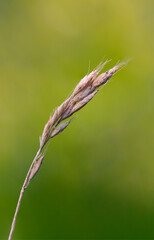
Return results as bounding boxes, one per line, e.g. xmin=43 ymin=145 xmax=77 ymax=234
xmin=8 ymin=60 xmax=126 ymax=240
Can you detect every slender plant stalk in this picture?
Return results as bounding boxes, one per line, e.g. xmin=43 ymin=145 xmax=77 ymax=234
xmin=8 ymin=149 xmax=41 ymax=240
xmin=8 ymin=60 xmax=126 ymax=240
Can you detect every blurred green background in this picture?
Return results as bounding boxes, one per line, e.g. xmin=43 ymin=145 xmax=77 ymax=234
xmin=0 ymin=0 xmax=154 ymax=239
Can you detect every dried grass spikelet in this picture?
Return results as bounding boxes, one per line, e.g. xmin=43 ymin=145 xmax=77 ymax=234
xmin=68 ymin=90 xmax=99 ymax=117
xmin=40 ymin=61 xmax=126 ymax=149
xmin=28 ymin=154 xmax=44 ymax=184
xmin=50 ymin=120 xmax=72 ymax=138
xmin=40 ymin=60 xmax=127 ymax=151
xmin=8 ymin=59 xmax=127 ymax=240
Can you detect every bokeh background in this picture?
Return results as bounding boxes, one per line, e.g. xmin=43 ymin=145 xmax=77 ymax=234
xmin=0 ymin=0 xmax=154 ymax=239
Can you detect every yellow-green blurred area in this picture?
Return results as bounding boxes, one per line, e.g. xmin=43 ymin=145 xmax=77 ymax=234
xmin=0 ymin=0 xmax=154 ymax=239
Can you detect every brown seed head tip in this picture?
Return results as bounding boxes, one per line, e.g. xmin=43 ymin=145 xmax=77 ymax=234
xmin=92 ymin=60 xmax=128 ymax=88
xmin=116 ymin=59 xmax=130 ymax=71
xmin=95 ymin=59 xmax=111 ymax=73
